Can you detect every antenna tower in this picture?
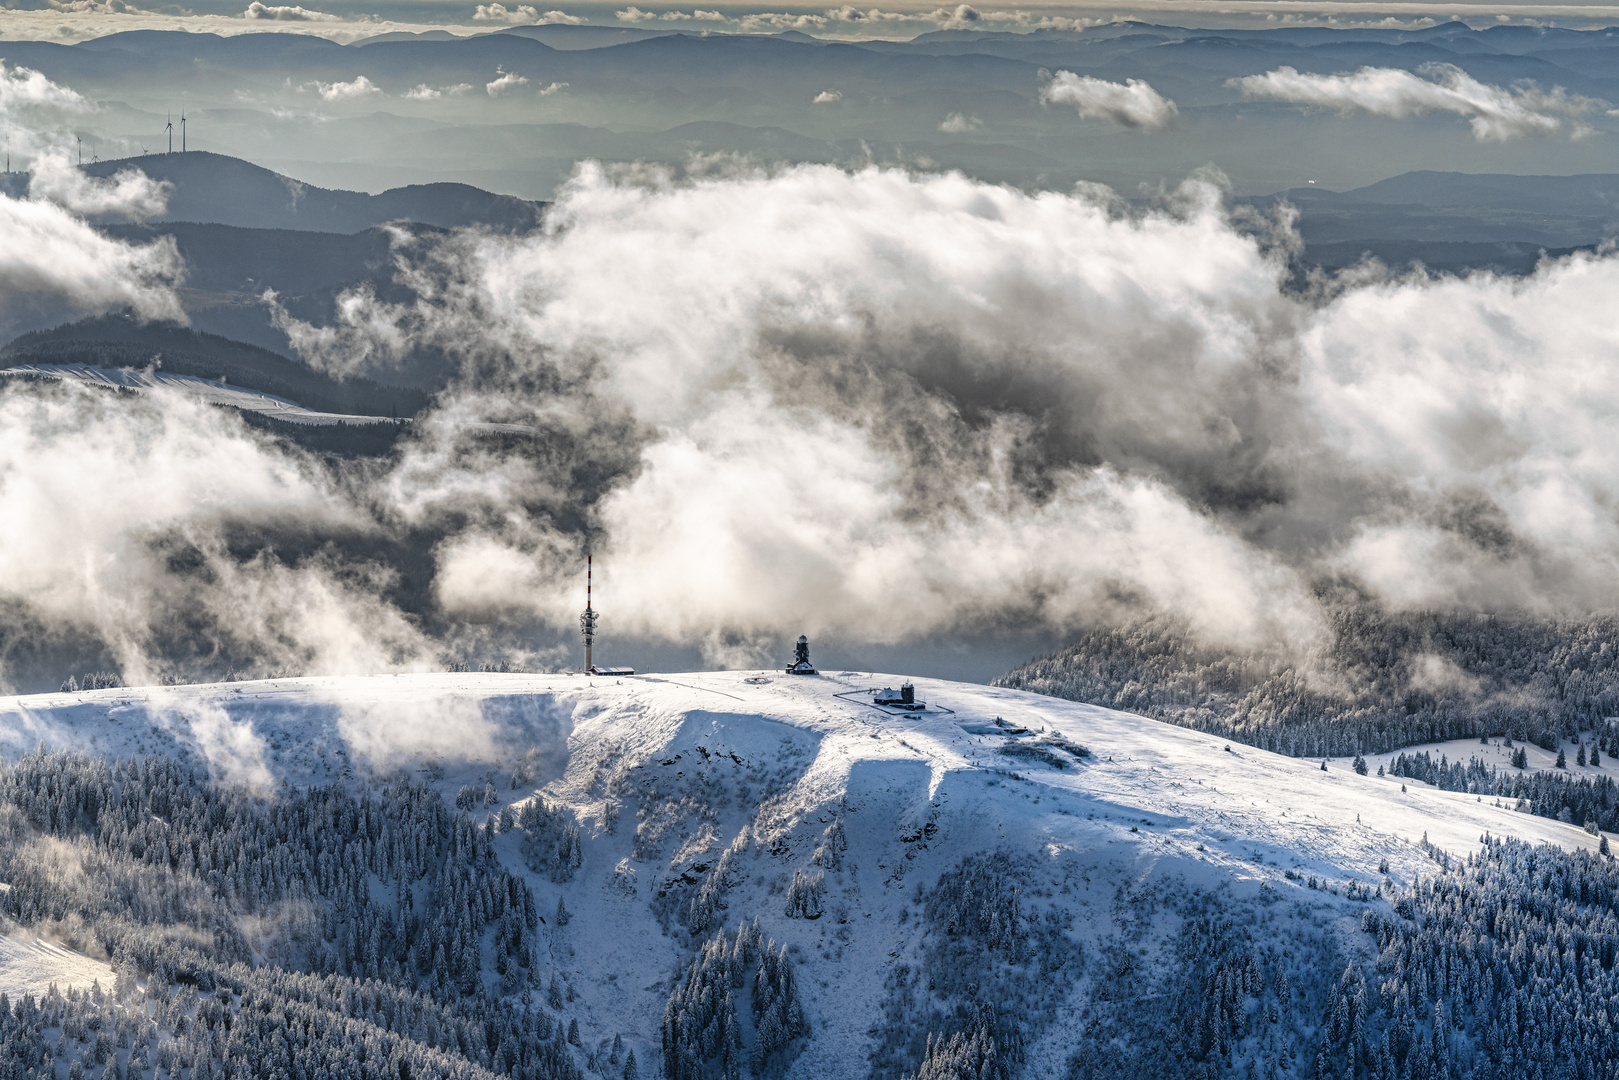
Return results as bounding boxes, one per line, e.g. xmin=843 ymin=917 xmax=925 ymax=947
xmin=580 ymin=555 xmax=597 ymax=674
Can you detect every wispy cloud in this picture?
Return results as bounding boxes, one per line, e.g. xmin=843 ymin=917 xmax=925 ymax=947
xmin=28 ymin=154 xmax=170 ymax=220
xmin=813 ymin=89 xmax=841 ymax=104
xmin=404 ymin=82 xmax=473 ymax=100
xmin=47 ymin=0 xmax=155 ymax=13
xmin=1040 ymin=70 xmax=1178 ymax=130
xmin=0 ymin=61 xmax=182 ymax=321
xmin=0 ymin=57 xmax=89 ymax=117
xmin=616 ymin=5 xmax=725 ymax=19
xmin=1230 ymin=64 xmax=1601 ymax=140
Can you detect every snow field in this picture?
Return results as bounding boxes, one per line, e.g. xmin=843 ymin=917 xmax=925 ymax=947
xmin=0 ymin=920 xmax=115 ymax=998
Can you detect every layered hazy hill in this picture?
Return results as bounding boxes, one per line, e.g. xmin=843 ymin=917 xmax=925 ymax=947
xmin=74 ymin=151 xmax=544 ymax=233
xmin=0 ymin=153 xmax=546 ymax=375
xmin=6 ymin=22 xmax=1619 ymax=196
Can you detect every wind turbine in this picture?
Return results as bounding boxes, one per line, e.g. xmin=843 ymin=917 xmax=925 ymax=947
xmin=76 ymin=136 xmax=82 ymax=166
xmin=180 ymin=111 xmax=186 ymax=152
xmin=165 ymin=113 xmax=173 ymax=154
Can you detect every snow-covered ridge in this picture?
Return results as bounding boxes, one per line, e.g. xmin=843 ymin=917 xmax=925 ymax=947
xmin=0 ymin=671 xmax=1600 ymax=1077
xmin=0 ymin=670 xmax=1591 ymax=866
xmin=0 ymin=363 xmax=404 ymax=427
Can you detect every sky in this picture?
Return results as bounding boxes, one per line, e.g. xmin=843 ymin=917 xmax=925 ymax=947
xmin=5 ymin=0 xmax=1619 ymax=46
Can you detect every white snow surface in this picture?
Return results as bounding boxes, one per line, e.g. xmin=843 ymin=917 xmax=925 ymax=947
xmin=0 ymin=923 xmax=115 ymax=998
xmin=0 ymin=671 xmax=1597 ymax=1076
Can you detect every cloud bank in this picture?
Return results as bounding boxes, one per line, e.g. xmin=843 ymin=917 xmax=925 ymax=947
xmin=1041 ymin=71 xmax=1178 ymax=130
xmin=15 ymin=141 xmax=1619 ymax=682
xmin=1231 ymin=64 xmax=1601 ymax=140
xmin=246 ymin=163 xmax=1619 ymax=676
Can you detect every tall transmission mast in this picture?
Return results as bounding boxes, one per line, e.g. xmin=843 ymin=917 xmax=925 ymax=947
xmin=580 ymin=555 xmax=597 ymax=674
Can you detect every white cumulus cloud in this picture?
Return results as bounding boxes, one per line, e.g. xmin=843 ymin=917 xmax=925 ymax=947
xmin=486 ymin=68 xmax=529 ymax=96
xmin=473 ymin=3 xmax=537 ymax=21
xmin=1040 ymin=71 xmax=1178 ymax=130
xmin=311 ymin=75 xmax=381 ymax=101
xmin=813 ymin=89 xmax=841 ymax=104
xmin=242 ymin=0 xmax=337 ymax=20
xmin=1230 ymin=64 xmax=1601 ymax=141
xmin=938 ymin=112 xmax=981 ymax=133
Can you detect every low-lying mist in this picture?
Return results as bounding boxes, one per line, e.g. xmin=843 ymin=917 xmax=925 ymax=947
xmin=7 ymin=153 xmax=1619 ymax=691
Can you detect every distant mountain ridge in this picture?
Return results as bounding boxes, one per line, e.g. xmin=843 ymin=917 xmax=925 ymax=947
xmin=1 ymin=313 xmax=430 ymax=418
xmin=55 ymin=151 xmax=545 ymax=233
xmin=6 ymin=21 xmax=1619 ymax=201
xmin=1243 ymin=170 xmax=1619 ymax=250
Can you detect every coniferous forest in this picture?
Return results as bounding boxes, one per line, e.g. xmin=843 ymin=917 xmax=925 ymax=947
xmin=4 ymin=716 xmax=1619 ymax=1080
xmin=7 ymin=736 xmax=1618 ymax=1080
xmin=998 ymin=607 xmax=1619 ymax=759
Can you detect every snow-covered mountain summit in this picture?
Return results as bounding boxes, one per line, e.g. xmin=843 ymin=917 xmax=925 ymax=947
xmin=0 ymin=671 xmax=1608 ymax=1079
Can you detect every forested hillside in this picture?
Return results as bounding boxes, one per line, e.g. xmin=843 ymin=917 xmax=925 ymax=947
xmin=6 ymin=744 xmax=1617 ymax=1080
xmin=997 ymin=607 xmax=1619 ymax=759
xmin=0 ymin=748 xmax=588 ymax=1080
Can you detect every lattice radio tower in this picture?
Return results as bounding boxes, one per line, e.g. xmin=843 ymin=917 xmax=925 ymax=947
xmin=580 ymin=554 xmax=597 ymax=673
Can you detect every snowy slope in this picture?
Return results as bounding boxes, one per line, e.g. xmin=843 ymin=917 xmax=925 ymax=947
xmin=0 ymin=921 xmax=114 ymax=998
xmin=1362 ymin=732 xmax=1611 ymax=779
xmin=0 ymin=671 xmax=1598 ymax=1076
